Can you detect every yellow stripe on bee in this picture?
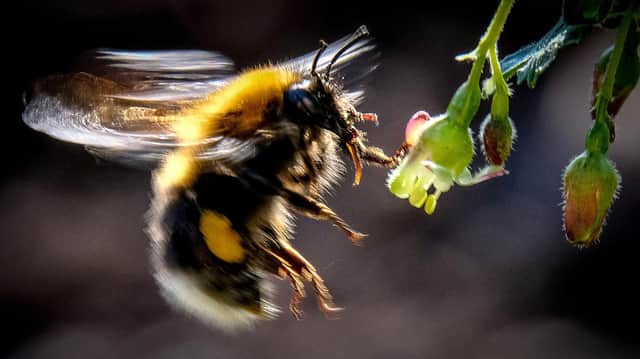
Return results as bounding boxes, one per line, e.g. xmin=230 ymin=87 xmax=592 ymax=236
xmin=175 ymin=67 xmax=301 ymax=142
xmin=155 ymin=148 xmax=198 ymax=192
xmin=199 ymin=210 xmax=246 ymax=263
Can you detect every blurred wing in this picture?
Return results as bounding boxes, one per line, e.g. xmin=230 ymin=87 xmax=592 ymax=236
xmin=85 ymin=49 xmax=234 ymax=101
xmin=23 ymin=50 xmax=236 ymax=168
xmin=283 ymin=27 xmax=379 ymax=105
xmin=86 ymin=136 xmax=257 ymax=169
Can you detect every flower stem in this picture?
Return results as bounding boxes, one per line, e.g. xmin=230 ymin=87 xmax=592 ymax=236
xmin=455 ymin=0 xmax=514 ymax=127
xmin=488 ymin=45 xmax=510 ymax=121
xmin=468 ymin=0 xmax=514 ymax=86
xmin=587 ymin=6 xmax=634 ymax=154
xmin=489 ymin=46 xmax=509 ymax=95
xmin=593 ymin=9 xmax=633 ymax=125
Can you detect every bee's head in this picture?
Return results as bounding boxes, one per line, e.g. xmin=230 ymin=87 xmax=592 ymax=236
xmin=284 ymin=78 xmax=350 ymax=138
xmin=283 ymin=27 xmax=382 ymax=185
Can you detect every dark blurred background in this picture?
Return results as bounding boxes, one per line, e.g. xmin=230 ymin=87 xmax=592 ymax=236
xmin=4 ymin=1 xmax=640 ymax=358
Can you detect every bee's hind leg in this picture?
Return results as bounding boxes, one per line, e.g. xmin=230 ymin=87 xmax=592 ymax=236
xmin=265 ymin=242 xmax=342 ymax=319
xmin=275 ymin=259 xmax=306 ymax=319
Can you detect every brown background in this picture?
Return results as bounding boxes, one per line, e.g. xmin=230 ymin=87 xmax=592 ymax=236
xmin=4 ymin=1 xmax=640 ymax=358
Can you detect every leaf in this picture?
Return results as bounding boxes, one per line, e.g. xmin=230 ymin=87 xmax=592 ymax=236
xmin=500 ymin=18 xmax=591 ymax=88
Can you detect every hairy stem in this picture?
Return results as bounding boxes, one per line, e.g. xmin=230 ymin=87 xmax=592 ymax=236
xmin=467 ymin=0 xmax=514 ymax=86
xmin=457 ymin=0 xmax=514 ymax=127
xmin=593 ymin=8 xmax=633 ymax=125
xmin=489 ymin=45 xmax=509 ymax=95
xmin=587 ymin=6 xmax=634 ymax=154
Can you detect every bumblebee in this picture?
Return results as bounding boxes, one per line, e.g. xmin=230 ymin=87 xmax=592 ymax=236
xmin=23 ymin=26 xmax=397 ymax=330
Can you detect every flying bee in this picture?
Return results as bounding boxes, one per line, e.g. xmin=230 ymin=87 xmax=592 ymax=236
xmin=23 ymin=26 xmax=398 ymax=330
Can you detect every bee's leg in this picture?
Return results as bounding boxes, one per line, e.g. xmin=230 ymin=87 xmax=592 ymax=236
xmin=358 ymin=142 xmax=408 ymax=168
xmin=281 ymin=243 xmax=342 ymax=318
xmin=393 ymin=142 xmax=411 ymax=161
xmin=266 ymin=242 xmax=341 ymax=319
xmin=359 ymin=145 xmax=395 ymax=167
xmin=359 ymin=112 xmax=379 ymax=125
xmin=276 ymin=262 xmax=306 ymax=319
xmin=240 ymin=170 xmax=365 ymax=242
xmin=263 ymin=246 xmax=306 ymax=318
xmin=281 ymin=188 xmax=367 ymax=243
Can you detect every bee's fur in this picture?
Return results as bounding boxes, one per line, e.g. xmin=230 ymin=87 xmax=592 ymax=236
xmin=148 ymin=86 xmax=353 ymax=328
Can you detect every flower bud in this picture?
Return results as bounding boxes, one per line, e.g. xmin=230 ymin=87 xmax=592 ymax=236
xmin=480 ymin=114 xmax=515 ymax=166
xmin=562 ymin=150 xmax=620 ymax=247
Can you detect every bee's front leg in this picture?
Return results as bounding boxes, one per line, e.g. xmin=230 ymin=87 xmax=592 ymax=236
xmin=357 ymin=141 xmax=407 ymax=168
xmin=359 ymin=145 xmax=395 ymax=167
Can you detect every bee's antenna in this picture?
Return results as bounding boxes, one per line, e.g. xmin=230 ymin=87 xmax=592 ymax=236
xmin=325 ymin=25 xmax=370 ymax=80
xmin=311 ymin=40 xmax=329 ymax=77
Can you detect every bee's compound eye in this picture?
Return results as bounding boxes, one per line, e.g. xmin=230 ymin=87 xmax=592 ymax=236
xmin=301 ymin=96 xmax=317 ymax=114
xmin=284 ymin=88 xmax=320 ymax=117
xmin=405 ymin=111 xmax=430 ymax=146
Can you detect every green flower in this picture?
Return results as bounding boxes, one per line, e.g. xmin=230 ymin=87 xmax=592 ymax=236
xmin=562 ymin=150 xmax=620 ymax=247
xmin=388 ymin=111 xmax=506 ymax=214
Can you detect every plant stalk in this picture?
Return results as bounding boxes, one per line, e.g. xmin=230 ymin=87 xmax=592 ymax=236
xmin=593 ymin=8 xmax=633 ymax=125
xmin=455 ymin=0 xmax=514 ymax=127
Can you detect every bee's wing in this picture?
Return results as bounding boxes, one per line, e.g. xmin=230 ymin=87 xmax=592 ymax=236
xmin=283 ymin=30 xmax=379 ymax=105
xmin=84 ymin=49 xmax=234 ymax=102
xmin=23 ymin=50 xmax=237 ymax=168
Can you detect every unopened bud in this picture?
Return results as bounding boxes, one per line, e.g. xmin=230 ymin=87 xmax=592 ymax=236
xmin=562 ymin=150 xmax=620 ymax=247
xmin=480 ymin=111 xmax=515 ymax=166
